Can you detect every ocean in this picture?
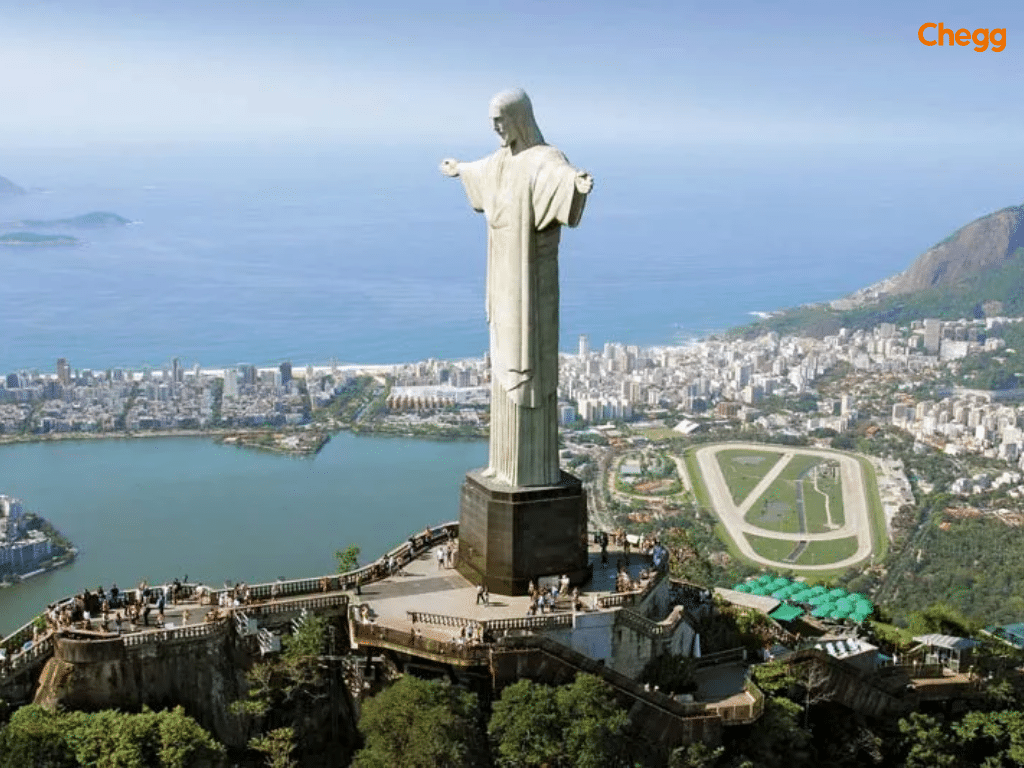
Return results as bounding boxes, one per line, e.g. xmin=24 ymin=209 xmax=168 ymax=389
xmin=2 ymin=139 xmax=1019 ymax=374
xmin=0 ymin=138 xmax=1019 ymax=633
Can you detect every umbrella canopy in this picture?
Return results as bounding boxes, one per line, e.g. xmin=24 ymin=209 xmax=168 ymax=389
xmin=791 ymin=589 xmax=814 ymax=602
xmin=733 ymin=583 xmax=751 ymax=592
xmin=757 ymin=574 xmax=775 ymax=585
xmin=835 ymin=598 xmax=854 ymax=611
xmin=830 ymin=608 xmax=851 ymax=620
xmin=808 ymin=585 xmax=827 ymax=596
xmin=812 ymin=605 xmax=832 ymax=618
xmin=828 ymin=588 xmax=847 ymax=599
xmin=750 ymin=586 xmax=769 ymax=596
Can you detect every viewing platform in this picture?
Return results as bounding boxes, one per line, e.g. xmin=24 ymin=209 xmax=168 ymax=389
xmin=1 ymin=521 xmax=761 ymax=751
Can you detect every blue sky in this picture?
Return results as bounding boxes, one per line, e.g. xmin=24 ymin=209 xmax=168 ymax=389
xmin=1 ymin=0 xmax=1021 ymax=150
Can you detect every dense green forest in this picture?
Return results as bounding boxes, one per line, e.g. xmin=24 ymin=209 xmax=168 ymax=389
xmin=884 ymin=515 xmax=1024 ymax=626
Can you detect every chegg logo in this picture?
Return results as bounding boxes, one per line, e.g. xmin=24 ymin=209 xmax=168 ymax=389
xmin=918 ymin=23 xmax=1006 ymax=51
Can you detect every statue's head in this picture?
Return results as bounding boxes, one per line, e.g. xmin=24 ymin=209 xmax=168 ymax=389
xmin=488 ymin=89 xmax=544 ymax=152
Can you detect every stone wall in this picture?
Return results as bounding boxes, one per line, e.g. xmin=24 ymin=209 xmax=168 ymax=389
xmin=33 ymin=624 xmax=251 ymax=747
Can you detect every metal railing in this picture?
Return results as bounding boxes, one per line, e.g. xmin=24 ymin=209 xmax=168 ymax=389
xmin=0 ymin=634 xmax=55 ymax=683
xmin=351 ymin=619 xmax=490 ymax=664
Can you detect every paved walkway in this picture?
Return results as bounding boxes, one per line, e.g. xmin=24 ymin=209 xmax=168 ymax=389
xmin=356 ymin=544 xmax=654 ymax=638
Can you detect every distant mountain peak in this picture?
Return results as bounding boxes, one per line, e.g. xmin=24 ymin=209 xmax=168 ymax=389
xmin=0 ymin=175 xmax=25 ymax=196
xmin=888 ymin=203 xmax=1024 ymax=294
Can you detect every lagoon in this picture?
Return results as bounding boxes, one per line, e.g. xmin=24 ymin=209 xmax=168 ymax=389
xmin=0 ymin=432 xmax=486 ymax=635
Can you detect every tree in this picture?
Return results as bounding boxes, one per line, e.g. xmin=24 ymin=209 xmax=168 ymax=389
xmin=335 ymin=545 xmax=361 ymax=573
xmin=898 ymin=712 xmax=958 ymax=768
xmin=353 ymin=675 xmax=488 ymax=768
xmin=488 ymin=673 xmax=633 ymax=768
xmin=249 ymin=727 xmax=297 ymax=768
xmin=668 ymin=742 xmax=724 ymax=768
xmin=0 ymin=704 xmax=224 ymax=768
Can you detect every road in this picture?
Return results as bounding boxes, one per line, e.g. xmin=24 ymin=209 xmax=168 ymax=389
xmin=690 ymin=443 xmax=874 ymax=572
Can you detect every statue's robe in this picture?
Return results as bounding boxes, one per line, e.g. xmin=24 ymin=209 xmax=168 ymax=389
xmin=458 ymin=144 xmax=587 ymax=487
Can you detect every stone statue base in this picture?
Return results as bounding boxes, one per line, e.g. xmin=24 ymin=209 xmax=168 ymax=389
xmin=456 ymin=468 xmax=592 ymax=595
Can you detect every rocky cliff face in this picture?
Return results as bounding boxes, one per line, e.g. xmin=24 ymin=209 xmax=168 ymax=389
xmin=890 ymin=204 xmax=1024 ymax=294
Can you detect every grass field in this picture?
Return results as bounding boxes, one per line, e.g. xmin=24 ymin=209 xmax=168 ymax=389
xmin=858 ymin=456 xmax=889 ymax=561
xmin=745 ymin=454 xmax=830 ymax=534
xmin=631 ymin=426 xmax=679 ymax=442
xmin=802 ymin=462 xmax=845 ymax=532
xmin=715 ymin=448 xmax=785 ymax=505
xmin=745 ymin=534 xmax=798 ymax=562
xmin=796 ymin=536 xmax=859 ymax=565
xmin=745 ymin=533 xmax=860 ymax=566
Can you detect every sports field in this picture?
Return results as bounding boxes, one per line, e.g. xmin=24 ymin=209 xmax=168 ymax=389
xmin=687 ymin=442 xmax=881 ymax=572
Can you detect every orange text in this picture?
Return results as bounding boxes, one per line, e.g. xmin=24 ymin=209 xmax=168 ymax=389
xmin=919 ymin=23 xmax=1006 ymax=51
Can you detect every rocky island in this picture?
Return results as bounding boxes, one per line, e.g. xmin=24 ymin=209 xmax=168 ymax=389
xmin=216 ymin=428 xmax=331 ymax=456
xmin=11 ymin=211 xmax=132 ymax=229
xmin=0 ymin=232 xmax=80 ymax=247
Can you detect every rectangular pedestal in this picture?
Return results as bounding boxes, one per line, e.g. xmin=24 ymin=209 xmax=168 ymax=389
xmin=457 ymin=468 xmax=591 ymax=595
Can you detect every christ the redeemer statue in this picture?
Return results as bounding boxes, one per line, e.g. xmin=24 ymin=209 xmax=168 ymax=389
xmin=441 ymin=89 xmax=593 ymax=488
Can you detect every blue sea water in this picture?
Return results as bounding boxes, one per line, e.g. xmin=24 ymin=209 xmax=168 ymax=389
xmin=2 ymin=140 xmax=1018 ymax=374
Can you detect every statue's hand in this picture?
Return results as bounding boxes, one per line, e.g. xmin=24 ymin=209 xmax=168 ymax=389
xmin=575 ymin=171 xmax=593 ymax=194
xmin=440 ymin=158 xmax=460 ymax=178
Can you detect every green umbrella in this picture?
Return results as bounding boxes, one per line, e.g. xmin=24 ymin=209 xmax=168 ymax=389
xmin=848 ymin=592 xmax=867 ymax=601
xmin=750 ymin=586 xmax=769 ymax=596
xmin=830 ymin=608 xmax=851 ymax=620
xmin=733 ymin=583 xmax=751 ymax=592
xmin=828 ymin=588 xmax=846 ymax=599
xmin=812 ymin=605 xmax=831 ymax=618
xmin=757 ymin=574 xmax=774 ymax=585
xmin=808 ymin=585 xmax=827 ymax=596
xmin=791 ymin=589 xmax=813 ymax=602
xmin=836 ymin=598 xmax=854 ymax=611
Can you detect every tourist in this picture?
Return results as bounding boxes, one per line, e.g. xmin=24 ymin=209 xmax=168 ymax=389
xmin=115 ymin=612 xmax=123 ymax=634
xmin=482 ymin=585 xmax=490 ymax=606
xmin=600 ymin=531 xmax=609 ymax=563
xmin=110 ymin=583 xmax=120 ymax=608
xmin=436 ymin=547 xmax=444 ymax=570
xmin=157 ymin=592 xmax=166 ymax=622
xmin=476 ymin=584 xmax=485 ymax=605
